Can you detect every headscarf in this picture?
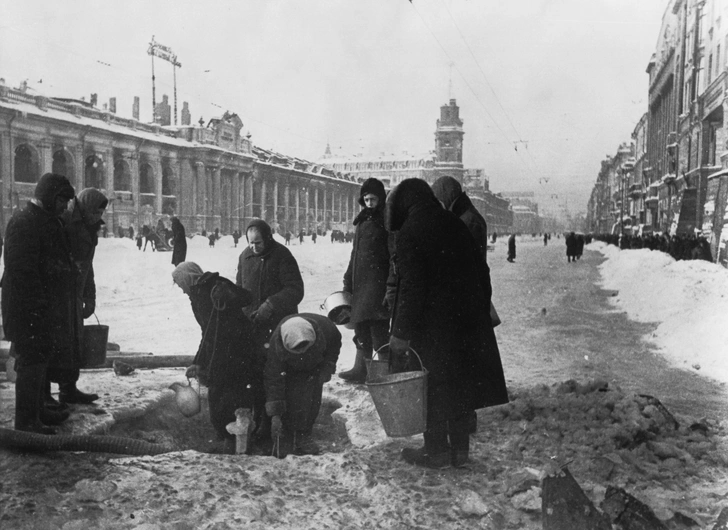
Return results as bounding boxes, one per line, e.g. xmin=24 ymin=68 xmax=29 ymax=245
xmin=280 ymin=316 xmax=317 ymax=354
xmin=384 ymin=178 xmax=439 ymax=232
xmin=358 ymin=178 xmax=387 ymax=207
xmin=172 ymin=262 xmax=204 ymax=295
xmin=431 ymin=176 xmax=462 ymax=211
xmin=76 ymin=188 xmax=109 ymax=225
xmin=34 ymin=173 xmax=75 ymax=212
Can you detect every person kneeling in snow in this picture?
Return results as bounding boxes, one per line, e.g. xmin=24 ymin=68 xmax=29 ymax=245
xmin=173 ymin=262 xmax=265 ymax=454
xmin=265 ymin=314 xmax=340 ymax=457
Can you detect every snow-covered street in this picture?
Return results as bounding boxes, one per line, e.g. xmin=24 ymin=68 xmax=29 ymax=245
xmin=2 ymin=234 xmax=728 ymax=528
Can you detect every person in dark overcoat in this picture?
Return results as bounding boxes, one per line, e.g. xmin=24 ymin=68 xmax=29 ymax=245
xmin=565 ymin=231 xmax=577 ymax=262
xmin=339 ymin=178 xmax=392 ymax=383
xmin=265 ymin=313 xmax=341 ymax=457
xmin=170 ymin=217 xmax=187 ymax=267
xmin=507 ymin=233 xmax=516 ymax=262
xmin=2 ymin=173 xmax=77 ymax=433
xmin=47 ymin=188 xmax=108 ymax=406
xmin=236 ymin=219 xmax=304 ymax=339
xmin=173 ymin=262 xmax=262 ymax=453
xmin=385 ymin=178 xmax=508 ymax=469
xmin=431 ymin=175 xmax=507 ymax=434
xmin=432 ymin=176 xmax=489 ymax=263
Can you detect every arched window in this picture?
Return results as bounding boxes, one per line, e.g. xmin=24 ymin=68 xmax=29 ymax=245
xmin=162 ymin=166 xmax=176 ymax=196
xmin=140 ymin=164 xmax=155 ymax=194
xmin=52 ymin=149 xmax=74 ymax=178
xmin=85 ymin=155 xmax=102 ymax=189
xmin=14 ymin=144 xmax=38 ymax=183
xmin=114 ymin=160 xmax=131 ymax=191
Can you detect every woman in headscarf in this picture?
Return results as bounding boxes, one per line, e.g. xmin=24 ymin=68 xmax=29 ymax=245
xmin=173 ymin=261 xmax=262 ymax=453
xmin=339 ymin=178 xmax=393 ymax=383
xmin=47 ymin=187 xmax=108 ymax=407
xmin=385 ymin=178 xmax=508 ymax=469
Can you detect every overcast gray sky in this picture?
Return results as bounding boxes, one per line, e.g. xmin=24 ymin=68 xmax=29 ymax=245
xmin=1 ymin=0 xmax=668 ymax=215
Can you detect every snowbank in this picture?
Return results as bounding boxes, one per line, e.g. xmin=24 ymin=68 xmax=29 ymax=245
xmin=593 ymin=241 xmax=728 ymax=385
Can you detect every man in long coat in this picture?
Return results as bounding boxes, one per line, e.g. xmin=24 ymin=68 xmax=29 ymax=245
xmin=385 ymin=178 xmax=508 ymax=469
xmin=170 ymin=217 xmax=187 ymax=266
xmin=2 ymin=173 xmax=77 ymax=433
xmin=339 ymin=177 xmax=392 ymax=383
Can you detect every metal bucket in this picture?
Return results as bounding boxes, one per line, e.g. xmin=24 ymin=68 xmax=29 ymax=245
xmin=83 ymin=323 xmax=109 ymax=368
xmin=321 ymin=291 xmax=354 ymax=329
xmin=366 ymin=344 xmax=391 ymax=382
xmin=366 ymin=349 xmax=427 ymax=437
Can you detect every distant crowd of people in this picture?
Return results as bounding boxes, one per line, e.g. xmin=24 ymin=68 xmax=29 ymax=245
xmin=592 ymin=232 xmax=712 ymax=262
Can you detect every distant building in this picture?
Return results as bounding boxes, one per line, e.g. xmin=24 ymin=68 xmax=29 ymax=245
xmin=323 ymin=98 xmax=513 ymax=233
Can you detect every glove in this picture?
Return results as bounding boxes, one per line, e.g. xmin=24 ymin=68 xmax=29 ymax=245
xmin=270 ymin=415 xmax=283 ymax=440
xmin=210 ymin=283 xmax=234 ymax=308
xmin=82 ymin=299 xmax=96 ymax=319
xmin=253 ymin=300 xmax=274 ymax=323
xmin=185 ymin=364 xmax=201 ymax=379
xmin=389 ymin=335 xmax=410 ymax=373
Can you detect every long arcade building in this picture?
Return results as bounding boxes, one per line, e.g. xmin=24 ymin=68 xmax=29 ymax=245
xmin=0 ymin=84 xmax=360 ymax=236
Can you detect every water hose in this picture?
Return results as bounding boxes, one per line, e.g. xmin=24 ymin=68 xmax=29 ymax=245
xmin=0 ymin=427 xmax=174 ymax=455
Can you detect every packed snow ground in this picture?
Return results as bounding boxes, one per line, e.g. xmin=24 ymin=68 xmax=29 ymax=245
xmin=591 ymin=240 xmax=728 ymax=386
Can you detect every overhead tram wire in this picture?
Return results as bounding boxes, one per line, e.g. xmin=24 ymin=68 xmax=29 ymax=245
xmin=408 ymin=1 xmax=539 ymax=181
xmin=435 ymin=0 xmax=542 ymax=178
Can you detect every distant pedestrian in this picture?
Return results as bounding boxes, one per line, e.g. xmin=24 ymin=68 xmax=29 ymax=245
xmin=311 ymin=232 xmax=317 ymax=244
xmin=170 ymin=217 xmax=187 ymax=267
xmin=208 ymin=233 xmax=216 ymax=248
xmin=566 ymin=231 xmax=577 ymax=262
xmin=136 ymin=235 xmax=143 ymax=250
xmin=544 ymin=233 xmax=548 ymax=246
xmin=285 ymin=231 xmax=292 ymax=246
xmin=507 ymin=234 xmax=516 ymax=262
xmin=129 ymin=226 xmax=134 ymax=240
xmin=299 ymin=230 xmax=304 ymax=244
xmin=233 ymin=230 xmax=240 ymax=248
xmin=492 ymin=232 xmax=498 ymax=243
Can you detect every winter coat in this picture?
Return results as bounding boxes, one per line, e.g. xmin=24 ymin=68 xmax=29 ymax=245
xmin=236 ymin=221 xmax=304 ymax=334
xmin=171 ymin=218 xmax=187 ymax=266
xmin=386 ymin=179 xmax=508 ymax=412
xmin=343 ymin=205 xmax=392 ymax=323
xmin=565 ymin=232 xmax=577 ymax=257
xmin=450 ymin=193 xmax=489 ymax=263
xmin=264 ymin=313 xmax=341 ymax=431
xmin=58 ymin=193 xmax=105 ymax=370
xmin=508 ymin=234 xmax=516 ymax=259
xmin=2 ymin=201 xmax=78 ymax=364
xmin=187 ymin=271 xmax=261 ymax=439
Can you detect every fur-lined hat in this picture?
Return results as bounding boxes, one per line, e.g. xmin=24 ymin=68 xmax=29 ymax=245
xmin=358 ymin=178 xmax=386 ymax=207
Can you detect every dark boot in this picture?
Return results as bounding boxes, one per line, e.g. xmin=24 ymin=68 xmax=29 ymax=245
xmin=40 ymin=406 xmax=70 ymax=426
xmin=59 ymin=382 xmax=99 ymax=404
xmin=43 ymin=379 xmax=70 ymax=412
xmin=338 ymin=350 xmax=369 ymax=384
xmin=294 ymin=431 xmax=321 ymax=455
xmin=449 ymin=415 xmax=471 ymax=468
xmin=15 ymin=364 xmax=56 ymax=435
xmin=401 ymin=429 xmax=450 ymax=469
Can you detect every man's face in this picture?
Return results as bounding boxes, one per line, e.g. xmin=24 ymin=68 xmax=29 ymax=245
xmin=363 ymin=193 xmax=379 ymax=209
xmin=54 ymin=196 xmax=71 ymax=217
xmin=247 ymin=229 xmax=266 ymax=255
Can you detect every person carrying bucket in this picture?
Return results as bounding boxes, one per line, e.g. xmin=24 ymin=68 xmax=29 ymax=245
xmin=384 ymin=178 xmax=508 ymax=469
xmin=339 ymin=178 xmax=393 ymax=384
xmin=47 ymin=187 xmax=109 ymax=408
xmin=264 ymin=313 xmax=341 ymax=457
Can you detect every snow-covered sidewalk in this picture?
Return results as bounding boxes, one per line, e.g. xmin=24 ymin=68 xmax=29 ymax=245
xmin=593 ymin=241 xmax=728 ymax=386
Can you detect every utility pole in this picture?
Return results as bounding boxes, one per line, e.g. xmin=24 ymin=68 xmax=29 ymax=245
xmin=147 ymin=36 xmax=182 ymax=125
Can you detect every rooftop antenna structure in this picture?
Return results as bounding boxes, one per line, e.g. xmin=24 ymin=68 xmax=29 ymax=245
xmin=147 ymin=36 xmax=182 ymax=125
xmin=448 ymin=61 xmax=454 ymax=99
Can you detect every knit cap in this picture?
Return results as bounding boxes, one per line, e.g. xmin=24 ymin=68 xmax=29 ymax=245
xmin=280 ymin=317 xmax=316 ymax=354
xmin=358 ymin=178 xmax=387 ymax=207
xmin=34 ymin=173 xmax=75 ymax=211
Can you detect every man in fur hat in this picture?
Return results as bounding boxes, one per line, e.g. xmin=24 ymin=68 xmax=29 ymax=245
xmin=2 ymin=173 xmax=76 ymax=433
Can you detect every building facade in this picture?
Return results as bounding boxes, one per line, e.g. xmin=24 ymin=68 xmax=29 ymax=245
xmin=0 ymin=84 xmax=359 ymax=236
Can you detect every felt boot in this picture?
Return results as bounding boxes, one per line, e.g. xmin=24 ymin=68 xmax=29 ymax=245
xmin=59 ymin=382 xmax=99 ymax=404
xmin=15 ymin=364 xmax=56 ymax=435
xmin=338 ymin=349 xmax=369 ymax=384
xmin=401 ymin=430 xmax=450 ymax=469
xmin=449 ymin=416 xmax=471 ymax=468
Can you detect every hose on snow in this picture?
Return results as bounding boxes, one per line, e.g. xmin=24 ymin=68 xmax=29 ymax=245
xmin=0 ymin=427 xmax=174 ymax=455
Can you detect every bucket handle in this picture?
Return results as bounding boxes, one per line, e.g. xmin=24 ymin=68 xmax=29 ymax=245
xmin=91 ymin=313 xmax=101 ymax=326
xmin=374 ymin=344 xmax=425 ymax=373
